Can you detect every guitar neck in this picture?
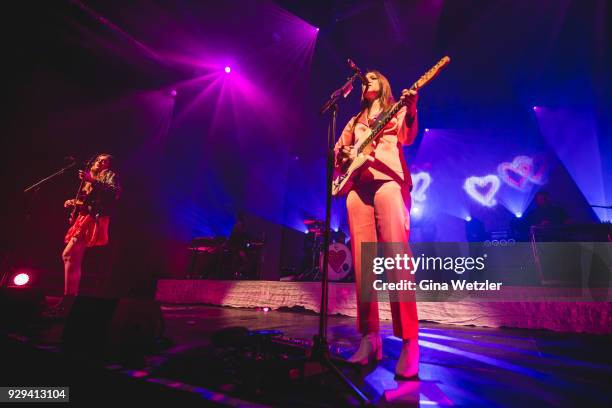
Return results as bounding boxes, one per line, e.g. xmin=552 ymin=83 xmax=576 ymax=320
xmin=357 ymin=101 xmax=404 ymax=154
xmin=355 ymin=56 xmax=450 ymax=155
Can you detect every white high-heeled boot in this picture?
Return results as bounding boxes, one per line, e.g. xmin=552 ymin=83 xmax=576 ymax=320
xmin=395 ymin=338 xmax=419 ymax=378
xmin=347 ymin=333 xmax=383 ymax=365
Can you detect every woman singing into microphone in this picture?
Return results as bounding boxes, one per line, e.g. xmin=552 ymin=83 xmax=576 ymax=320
xmin=335 ymin=71 xmax=420 ymax=378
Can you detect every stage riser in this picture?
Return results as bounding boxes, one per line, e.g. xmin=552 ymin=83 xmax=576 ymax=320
xmin=155 ymin=280 xmax=612 ymax=334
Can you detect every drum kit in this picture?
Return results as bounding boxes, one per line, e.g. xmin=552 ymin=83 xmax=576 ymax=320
xmin=298 ymin=219 xmax=353 ymax=282
xmin=186 ymin=220 xmax=353 ymax=282
xmin=187 ymin=236 xmax=264 ymax=280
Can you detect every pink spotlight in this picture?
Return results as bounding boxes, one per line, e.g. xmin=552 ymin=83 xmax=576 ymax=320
xmin=224 ymin=66 xmax=231 ymax=74
xmin=13 ymin=273 xmax=30 ymax=287
xmin=425 ymin=128 xmax=430 ymax=132
xmin=170 ymin=89 xmax=177 ymax=97
xmin=315 ymin=27 xmax=319 ymax=32
xmin=263 ymin=307 xmax=270 ymax=312
xmin=532 ymin=106 xmax=538 ymax=111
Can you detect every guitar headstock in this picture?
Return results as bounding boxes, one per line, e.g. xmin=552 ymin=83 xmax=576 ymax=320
xmin=412 ymin=56 xmax=451 ymax=91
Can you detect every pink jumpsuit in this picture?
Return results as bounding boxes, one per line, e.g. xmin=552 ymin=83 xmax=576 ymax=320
xmin=335 ymin=106 xmax=419 ymax=339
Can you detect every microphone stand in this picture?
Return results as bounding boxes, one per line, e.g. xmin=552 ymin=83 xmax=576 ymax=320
xmin=23 ymin=160 xmax=77 ymax=194
xmin=309 ymin=72 xmax=369 ymax=405
xmin=6 ymin=159 xmax=78 ymax=287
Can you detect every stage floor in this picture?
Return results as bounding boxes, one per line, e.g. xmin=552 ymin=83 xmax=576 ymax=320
xmin=156 ymin=279 xmax=612 ymax=334
xmin=3 ymin=303 xmax=612 ymax=407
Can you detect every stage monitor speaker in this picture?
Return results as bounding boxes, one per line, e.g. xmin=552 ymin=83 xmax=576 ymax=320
xmin=0 ymin=287 xmax=45 ymax=328
xmin=61 ymin=296 xmax=163 ymax=361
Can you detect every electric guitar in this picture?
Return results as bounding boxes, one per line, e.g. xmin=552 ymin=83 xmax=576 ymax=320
xmin=332 ymin=56 xmax=451 ymax=197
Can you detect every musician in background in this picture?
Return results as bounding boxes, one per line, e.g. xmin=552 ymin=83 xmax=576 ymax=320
xmin=56 ymin=154 xmax=121 ymax=309
xmin=226 ymin=213 xmax=249 ymax=278
xmin=335 ymin=71 xmax=420 ymax=378
xmin=524 ymin=190 xmax=570 ymax=228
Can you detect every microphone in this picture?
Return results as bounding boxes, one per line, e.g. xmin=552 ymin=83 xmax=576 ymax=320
xmin=347 ymin=58 xmax=367 ymax=85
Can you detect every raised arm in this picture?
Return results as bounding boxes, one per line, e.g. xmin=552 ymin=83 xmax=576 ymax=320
xmin=397 ymin=89 xmax=419 ymax=146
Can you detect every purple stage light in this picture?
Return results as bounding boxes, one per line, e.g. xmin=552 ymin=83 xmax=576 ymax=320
xmin=224 ymin=66 xmax=231 ymax=74
xmin=465 ymin=216 xmax=472 ymax=222
xmin=515 ymin=212 xmax=522 ymax=218
xmin=532 ymin=106 xmax=538 ymax=111
xmin=315 ymin=27 xmax=319 ymax=32
xmin=425 ymin=128 xmax=430 ymax=132
xmin=536 ymin=108 xmax=611 ymax=222
xmin=170 ymin=89 xmax=177 ymax=97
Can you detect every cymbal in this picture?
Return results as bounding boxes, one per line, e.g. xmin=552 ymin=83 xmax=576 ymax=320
xmin=304 ymin=218 xmax=324 ymax=224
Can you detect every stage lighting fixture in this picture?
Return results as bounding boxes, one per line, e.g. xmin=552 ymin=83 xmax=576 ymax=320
xmin=12 ymin=273 xmax=30 ymax=287
xmin=515 ymin=212 xmax=522 ymax=218
xmin=224 ymin=66 xmax=231 ymax=74
xmin=3 ymin=268 xmax=35 ymax=288
xmin=0 ymin=269 xmax=44 ymax=326
xmin=465 ymin=216 xmax=472 ymax=222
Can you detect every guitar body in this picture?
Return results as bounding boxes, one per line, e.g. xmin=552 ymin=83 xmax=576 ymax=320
xmin=331 ymin=56 xmax=451 ymax=197
xmin=68 ymin=200 xmax=85 ymax=226
xmin=332 ymin=153 xmax=372 ymax=196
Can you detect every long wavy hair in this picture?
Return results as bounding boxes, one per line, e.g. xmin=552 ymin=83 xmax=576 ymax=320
xmin=83 ymin=153 xmax=120 ymax=197
xmin=89 ymin=153 xmax=114 ymax=178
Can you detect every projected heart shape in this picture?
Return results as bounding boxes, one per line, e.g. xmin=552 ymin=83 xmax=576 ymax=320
xmin=411 ymin=172 xmax=432 ymax=202
xmin=464 ymin=175 xmax=500 ymax=207
xmin=528 ymin=154 xmax=548 ymax=185
xmin=497 ymin=156 xmax=533 ymax=191
xmin=328 ymin=249 xmax=347 ymax=273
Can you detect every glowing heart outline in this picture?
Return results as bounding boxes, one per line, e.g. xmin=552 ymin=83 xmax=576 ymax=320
xmin=411 ymin=172 xmax=432 ymax=202
xmin=527 ymin=154 xmax=548 ymax=185
xmin=463 ymin=175 xmax=501 ymax=207
xmin=497 ymin=155 xmax=533 ymax=191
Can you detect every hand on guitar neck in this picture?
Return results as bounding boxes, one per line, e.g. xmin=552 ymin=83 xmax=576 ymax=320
xmin=399 ymin=89 xmax=418 ymax=119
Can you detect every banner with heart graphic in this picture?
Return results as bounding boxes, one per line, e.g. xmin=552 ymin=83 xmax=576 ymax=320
xmin=463 ymin=175 xmax=500 ymax=207
xmin=411 ymin=172 xmax=432 ymax=202
xmin=325 ymin=243 xmax=352 ymax=281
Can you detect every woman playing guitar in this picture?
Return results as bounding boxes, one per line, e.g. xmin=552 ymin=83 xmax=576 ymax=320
xmin=335 ymin=70 xmax=420 ymax=378
xmin=55 ymin=153 xmax=121 ymax=311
